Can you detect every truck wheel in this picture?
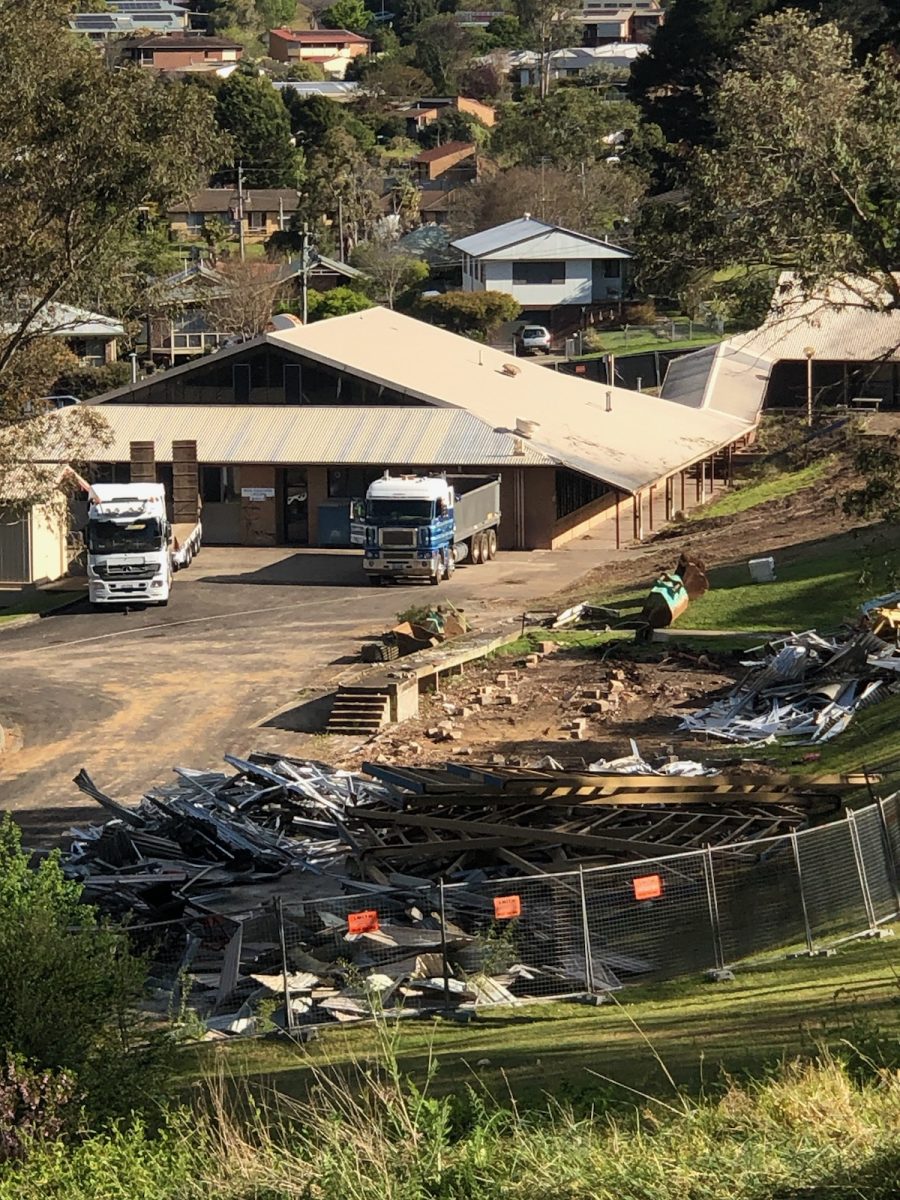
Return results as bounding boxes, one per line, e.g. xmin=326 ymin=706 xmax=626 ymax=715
xmin=368 ymin=576 xmax=383 ymax=586
xmin=487 ymin=529 xmax=498 ymax=560
xmin=470 ymin=535 xmax=482 ymax=565
xmin=430 ymin=571 xmax=440 ymax=586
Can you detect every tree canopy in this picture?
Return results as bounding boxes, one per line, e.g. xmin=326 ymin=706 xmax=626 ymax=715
xmin=0 ymin=0 xmax=222 ymax=502
xmin=635 ymin=11 xmax=900 ymax=310
xmin=214 ymin=72 xmax=302 ymax=187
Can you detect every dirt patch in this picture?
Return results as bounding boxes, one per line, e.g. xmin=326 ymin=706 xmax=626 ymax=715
xmin=340 ymin=644 xmax=742 ymax=772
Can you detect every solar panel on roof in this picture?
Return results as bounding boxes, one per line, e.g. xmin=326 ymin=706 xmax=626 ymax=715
xmin=74 ymin=14 xmax=119 ymax=28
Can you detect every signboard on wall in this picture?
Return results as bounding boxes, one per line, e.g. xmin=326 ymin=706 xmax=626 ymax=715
xmin=241 ymin=487 xmax=275 ymax=501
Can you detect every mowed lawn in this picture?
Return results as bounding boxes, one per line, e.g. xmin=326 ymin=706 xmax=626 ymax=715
xmin=598 ymin=524 xmax=900 ymax=636
xmin=185 ymin=932 xmax=900 ymax=1108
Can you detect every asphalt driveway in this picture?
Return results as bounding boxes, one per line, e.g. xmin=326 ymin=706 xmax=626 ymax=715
xmin=0 ymin=538 xmax=617 ymax=839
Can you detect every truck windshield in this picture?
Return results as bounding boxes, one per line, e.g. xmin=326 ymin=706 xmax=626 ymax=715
xmin=88 ymin=518 xmax=163 ymax=555
xmin=366 ymin=499 xmax=436 ymax=523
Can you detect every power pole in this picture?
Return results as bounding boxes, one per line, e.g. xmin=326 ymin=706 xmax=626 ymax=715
xmin=236 ymin=161 xmax=246 ymax=262
xmin=338 ymin=196 xmax=345 ymax=262
xmin=301 ymin=222 xmax=310 ymax=325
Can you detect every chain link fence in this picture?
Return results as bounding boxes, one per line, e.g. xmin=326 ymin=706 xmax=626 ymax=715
xmin=137 ymin=795 xmax=900 ymax=1030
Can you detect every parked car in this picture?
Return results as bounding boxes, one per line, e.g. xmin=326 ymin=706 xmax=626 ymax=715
xmin=515 ymin=325 xmax=552 ymax=355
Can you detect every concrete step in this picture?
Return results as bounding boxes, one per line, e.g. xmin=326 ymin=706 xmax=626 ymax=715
xmin=326 ymin=688 xmax=390 ymax=736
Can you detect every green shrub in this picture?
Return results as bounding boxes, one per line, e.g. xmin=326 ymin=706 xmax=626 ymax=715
xmin=0 ymin=815 xmax=174 ymax=1124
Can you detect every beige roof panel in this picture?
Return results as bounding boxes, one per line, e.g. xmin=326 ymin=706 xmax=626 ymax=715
xmin=267 ymin=307 xmax=753 ymax=493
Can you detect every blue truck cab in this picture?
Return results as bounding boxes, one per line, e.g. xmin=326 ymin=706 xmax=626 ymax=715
xmin=363 ymin=473 xmax=501 ymax=586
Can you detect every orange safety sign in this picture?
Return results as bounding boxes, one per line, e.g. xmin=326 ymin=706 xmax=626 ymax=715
xmin=493 ymin=894 xmax=522 ymax=919
xmin=347 ymin=909 xmax=380 ymax=934
xmin=632 ymin=874 xmax=663 ymax=901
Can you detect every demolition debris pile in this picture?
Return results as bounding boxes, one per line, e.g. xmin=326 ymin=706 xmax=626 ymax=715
xmin=680 ymin=629 xmax=900 ymax=744
xmin=63 ymin=753 xmax=847 ymax=1034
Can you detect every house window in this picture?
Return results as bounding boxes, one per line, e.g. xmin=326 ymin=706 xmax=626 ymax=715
xmin=283 ymin=363 xmax=302 ymax=403
xmin=603 ymin=260 xmax=622 ymax=278
xmin=201 ymin=466 xmax=238 ymax=504
xmin=233 ymin=364 xmax=251 ymax=403
xmin=512 ymin=261 xmax=566 ymax=286
xmin=186 ymin=213 xmax=205 ymax=230
xmin=248 ymin=211 xmax=267 ymax=230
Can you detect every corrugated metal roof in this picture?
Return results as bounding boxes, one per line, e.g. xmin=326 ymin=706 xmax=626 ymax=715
xmin=49 ymin=405 xmax=551 ymax=468
xmin=1 ymin=302 xmax=125 ymax=339
xmin=729 ymin=274 xmax=900 ymax=363
xmin=271 ymin=81 xmax=360 ymax=97
xmin=661 ymin=343 xmax=773 ymax=425
xmin=451 ymin=217 xmax=630 ymax=259
xmin=451 ymin=217 xmax=555 ymax=257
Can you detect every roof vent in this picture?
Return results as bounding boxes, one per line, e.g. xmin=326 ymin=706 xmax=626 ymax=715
xmin=523 ymin=211 xmax=531 ymax=220
xmin=605 ymin=389 xmax=613 ymax=413
xmin=516 ymin=417 xmax=539 ymax=439
xmin=501 ymin=363 xmax=520 ymax=378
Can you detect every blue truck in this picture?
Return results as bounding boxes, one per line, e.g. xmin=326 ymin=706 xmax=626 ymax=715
xmin=362 ymin=473 xmax=501 ymax=586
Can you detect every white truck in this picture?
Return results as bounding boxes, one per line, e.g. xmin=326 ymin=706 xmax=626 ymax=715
xmin=362 ymin=473 xmax=501 ymax=586
xmin=85 ymin=482 xmax=201 ymax=607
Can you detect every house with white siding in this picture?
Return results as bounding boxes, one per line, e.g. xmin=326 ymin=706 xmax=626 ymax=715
xmin=451 ymin=216 xmax=632 ymax=331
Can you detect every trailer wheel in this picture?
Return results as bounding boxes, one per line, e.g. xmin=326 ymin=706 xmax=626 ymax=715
xmin=470 ymin=534 xmax=483 ymax=565
xmin=486 ymin=529 xmax=498 ymax=560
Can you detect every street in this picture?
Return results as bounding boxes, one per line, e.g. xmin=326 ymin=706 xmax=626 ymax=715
xmin=0 ymin=537 xmax=616 ymax=839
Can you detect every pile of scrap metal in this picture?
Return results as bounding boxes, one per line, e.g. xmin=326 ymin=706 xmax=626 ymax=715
xmin=361 ymin=605 xmax=468 ymax=662
xmin=679 ymin=628 xmax=900 ymax=744
xmin=61 ymin=751 xmax=848 ymax=1034
xmin=860 ymin=590 xmax=900 ymax=644
xmin=549 ymin=554 xmax=709 ymax=634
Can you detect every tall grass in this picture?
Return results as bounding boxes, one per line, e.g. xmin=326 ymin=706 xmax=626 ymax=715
xmin=2 ymin=1026 xmax=899 ymax=1200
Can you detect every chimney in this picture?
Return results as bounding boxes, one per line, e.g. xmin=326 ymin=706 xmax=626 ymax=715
xmin=171 ymin=440 xmax=199 ymax=523
xmin=130 ymin=441 xmax=155 ymax=484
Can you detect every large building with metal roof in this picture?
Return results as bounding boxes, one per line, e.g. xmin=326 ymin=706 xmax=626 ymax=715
xmin=55 ymin=308 xmax=756 ymax=550
xmin=662 ymin=275 xmax=900 ymax=416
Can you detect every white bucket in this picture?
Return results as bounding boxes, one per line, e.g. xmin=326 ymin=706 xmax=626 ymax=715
xmin=748 ymin=557 xmax=776 ymax=583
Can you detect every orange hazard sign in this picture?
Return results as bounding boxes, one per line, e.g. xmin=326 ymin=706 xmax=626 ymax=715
xmin=632 ymin=875 xmax=663 ymax=901
xmin=347 ymin=909 xmax=380 ymax=934
xmin=493 ymin=894 xmax=522 ymax=920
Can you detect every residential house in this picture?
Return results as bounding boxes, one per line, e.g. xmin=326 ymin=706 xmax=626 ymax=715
xmin=398 ymin=96 xmax=496 ymax=137
xmin=70 ymin=3 xmax=188 ymax=42
xmin=411 ymin=142 xmax=478 ymax=187
xmin=266 ymin=28 xmax=370 ymax=79
xmin=145 ymin=255 xmax=364 ymax=366
xmin=168 ymin=189 xmax=299 ymax=244
xmin=271 ymin=80 xmax=360 ymax=101
xmin=577 ymin=1 xmax=664 ymax=46
xmin=451 ymin=216 xmax=632 ymax=332
xmin=3 ymin=302 xmax=125 ymax=367
xmin=111 ymin=33 xmax=242 ymax=70
xmin=509 ymin=43 xmax=646 ymax=87
xmin=45 ymin=307 xmax=756 ymax=551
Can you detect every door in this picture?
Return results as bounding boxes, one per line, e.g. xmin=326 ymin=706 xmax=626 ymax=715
xmin=283 ymin=468 xmax=309 ymax=544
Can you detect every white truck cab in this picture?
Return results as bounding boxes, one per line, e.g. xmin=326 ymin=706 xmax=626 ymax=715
xmin=86 ymin=483 xmax=175 ymax=606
